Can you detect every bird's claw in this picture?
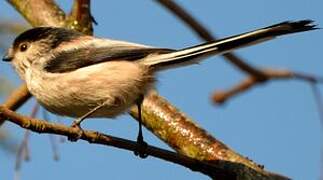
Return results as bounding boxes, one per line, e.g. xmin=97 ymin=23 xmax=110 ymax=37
xmin=134 ymin=137 xmax=149 ymax=158
xmin=68 ymin=120 xmax=84 ymax=142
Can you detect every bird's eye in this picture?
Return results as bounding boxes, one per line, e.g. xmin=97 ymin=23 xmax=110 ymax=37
xmin=19 ymin=43 xmax=28 ymax=52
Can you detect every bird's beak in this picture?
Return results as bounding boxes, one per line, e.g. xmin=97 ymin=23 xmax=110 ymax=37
xmin=2 ymin=48 xmax=13 ymax=62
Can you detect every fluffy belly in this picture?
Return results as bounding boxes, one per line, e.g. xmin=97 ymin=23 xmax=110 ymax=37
xmin=27 ymin=62 xmax=154 ymax=118
xmin=32 ymin=80 xmax=149 ymax=118
xmin=38 ymin=96 xmax=132 ymax=118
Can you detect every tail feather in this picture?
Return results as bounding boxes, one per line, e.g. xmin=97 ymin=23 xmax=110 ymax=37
xmin=142 ymin=20 xmax=317 ymax=71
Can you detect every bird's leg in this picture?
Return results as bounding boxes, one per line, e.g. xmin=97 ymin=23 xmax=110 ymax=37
xmin=68 ymin=103 xmax=106 ymax=141
xmin=134 ymin=95 xmax=148 ymax=158
xmin=72 ymin=104 xmax=105 ymax=127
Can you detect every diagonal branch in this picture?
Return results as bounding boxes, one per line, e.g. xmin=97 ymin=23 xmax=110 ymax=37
xmin=7 ymin=0 xmax=66 ymax=27
xmin=156 ymin=0 xmax=323 ymax=109
xmin=0 ymin=84 xmax=31 ymax=126
xmin=155 ymin=0 xmax=267 ymax=80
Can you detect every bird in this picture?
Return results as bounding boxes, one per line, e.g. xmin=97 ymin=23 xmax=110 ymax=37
xmin=2 ymin=20 xmax=317 ymax=157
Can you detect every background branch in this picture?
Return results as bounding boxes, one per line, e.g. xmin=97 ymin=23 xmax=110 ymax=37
xmin=15 ymin=104 xmax=39 ymax=174
xmin=156 ymin=0 xmax=267 ymax=79
xmin=7 ymin=0 xmax=66 ymax=27
xmin=66 ymin=0 xmax=94 ymax=35
xmin=213 ymin=69 xmax=323 ymax=104
xmin=156 ymin=0 xmax=323 ymax=106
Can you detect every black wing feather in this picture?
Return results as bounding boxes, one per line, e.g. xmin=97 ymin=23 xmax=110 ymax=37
xmin=44 ymin=46 xmax=174 ymax=73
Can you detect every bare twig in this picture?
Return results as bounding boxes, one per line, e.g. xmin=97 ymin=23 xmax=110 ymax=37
xmin=0 ymin=105 xmax=289 ymax=179
xmin=15 ymin=103 xmax=39 ymax=175
xmin=213 ymin=69 xmax=323 ymax=104
xmin=310 ymin=83 xmax=323 ymax=180
xmin=42 ymin=108 xmax=60 ymax=161
xmin=156 ymin=0 xmax=323 ymax=107
xmin=311 ymin=83 xmax=323 ymax=127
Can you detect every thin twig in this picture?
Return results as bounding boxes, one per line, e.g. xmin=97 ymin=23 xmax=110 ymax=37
xmin=42 ymin=108 xmax=60 ymax=161
xmin=15 ymin=103 xmax=39 ymax=173
xmin=311 ymin=83 xmax=323 ymax=128
xmin=310 ymin=83 xmax=323 ymax=180
xmin=213 ymin=69 xmax=323 ymax=104
xmin=156 ymin=0 xmax=323 ymax=106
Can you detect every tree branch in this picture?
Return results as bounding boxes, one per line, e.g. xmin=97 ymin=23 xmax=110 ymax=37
xmin=66 ymin=0 xmax=94 ymax=35
xmin=156 ymin=0 xmax=323 ymax=106
xmin=0 ymin=84 xmax=31 ymax=126
xmin=7 ymin=0 xmax=66 ymax=27
xmin=15 ymin=103 xmax=39 ymax=172
xmin=0 ymin=105 xmax=289 ymax=180
xmin=213 ymin=69 xmax=323 ymax=104
xmin=155 ymin=0 xmax=267 ymax=80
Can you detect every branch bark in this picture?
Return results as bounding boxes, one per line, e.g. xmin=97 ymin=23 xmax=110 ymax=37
xmin=66 ymin=0 xmax=94 ymax=35
xmin=7 ymin=0 xmax=66 ymax=27
xmin=0 ymin=105 xmax=289 ymax=180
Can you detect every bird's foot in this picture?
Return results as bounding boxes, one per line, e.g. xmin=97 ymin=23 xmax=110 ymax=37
xmin=134 ymin=136 xmax=148 ymax=158
xmin=68 ymin=119 xmax=84 ymax=142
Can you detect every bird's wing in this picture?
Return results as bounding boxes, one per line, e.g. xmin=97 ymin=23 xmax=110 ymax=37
xmin=44 ymin=39 xmax=174 ymax=73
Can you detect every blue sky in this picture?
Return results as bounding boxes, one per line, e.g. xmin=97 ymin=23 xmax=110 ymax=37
xmin=0 ymin=1 xmax=322 ymax=179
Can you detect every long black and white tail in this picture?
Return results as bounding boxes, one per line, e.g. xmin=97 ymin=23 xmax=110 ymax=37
xmin=142 ymin=20 xmax=317 ymax=71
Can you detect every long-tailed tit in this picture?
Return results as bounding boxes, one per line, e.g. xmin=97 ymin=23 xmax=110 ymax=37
xmin=2 ymin=20 xmax=316 ymax=156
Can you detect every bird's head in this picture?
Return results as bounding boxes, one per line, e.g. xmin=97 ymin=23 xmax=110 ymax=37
xmin=2 ymin=27 xmax=82 ymax=79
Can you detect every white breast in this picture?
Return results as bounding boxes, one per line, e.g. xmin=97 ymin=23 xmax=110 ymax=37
xmin=26 ymin=61 xmax=154 ymax=118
